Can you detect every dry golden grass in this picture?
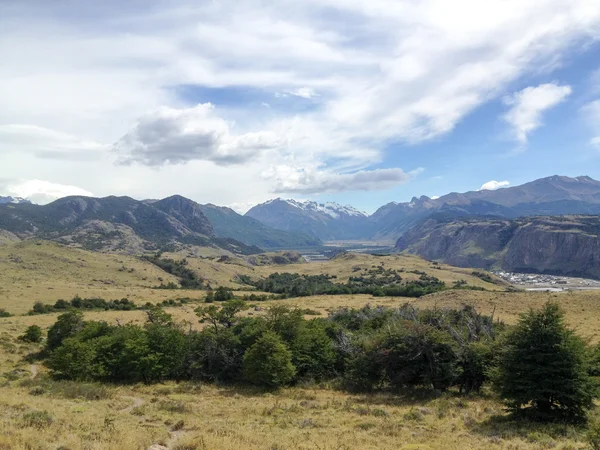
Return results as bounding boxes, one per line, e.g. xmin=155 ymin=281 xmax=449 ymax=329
xmin=0 ymin=326 xmax=594 ymax=450
xmin=419 ymin=289 xmax=600 ymax=343
xmin=0 ymin=240 xmax=503 ymax=315
xmin=2 ymin=240 xmax=600 ymax=449
xmin=0 ymin=241 xmax=206 ymax=315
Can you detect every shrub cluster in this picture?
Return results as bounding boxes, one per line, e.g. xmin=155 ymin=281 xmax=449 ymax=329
xmin=44 ymin=302 xmax=497 ymax=394
xmin=143 ymin=253 xmax=206 ymax=289
xmin=41 ymin=301 xmax=599 ymax=422
xmin=28 ymin=296 xmax=139 ymax=315
xmin=28 ymin=296 xmax=196 ymax=315
xmin=248 ymin=272 xmax=446 ymax=298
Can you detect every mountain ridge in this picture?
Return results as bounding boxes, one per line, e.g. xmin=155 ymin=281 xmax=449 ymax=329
xmin=245 ymin=175 xmax=600 ymax=241
xmin=0 ymin=195 xmax=263 ymax=254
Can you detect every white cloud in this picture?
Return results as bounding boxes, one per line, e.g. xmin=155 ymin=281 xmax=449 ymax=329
xmin=0 ymin=1 xmax=599 ymax=203
xmin=503 ymin=83 xmax=572 ymax=144
xmin=479 ymin=180 xmax=510 ymax=191
xmin=582 ymin=99 xmax=600 ymax=149
xmin=287 ymin=87 xmax=318 ymax=99
xmin=263 ymin=164 xmax=412 ymax=194
xmin=115 ymin=104 xmax=282 ymax=166
xmin=2 ymin=180 xmax=94 ymax=204
xmin=0 ymin=124 xmax=105 ymax=160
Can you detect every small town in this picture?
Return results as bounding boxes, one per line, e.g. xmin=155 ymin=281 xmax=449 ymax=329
xmin=495 ymin=270 xmax=600 ymax=291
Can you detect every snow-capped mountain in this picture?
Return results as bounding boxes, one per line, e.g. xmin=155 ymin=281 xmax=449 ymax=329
xmin=267 ymin=199 xmax=367 ymax=218
xmin=246 ymin=198 xmax=373 ymax=240
xmin=0 ymin=196 xmax=31 ymax=205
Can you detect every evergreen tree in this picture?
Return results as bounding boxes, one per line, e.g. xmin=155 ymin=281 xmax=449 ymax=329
xmin=494 ymin=303 xmax=597 ymax=422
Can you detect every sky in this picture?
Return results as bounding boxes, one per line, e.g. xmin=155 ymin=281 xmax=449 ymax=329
xmin=1 ymin=0 xmax=600 ymax=213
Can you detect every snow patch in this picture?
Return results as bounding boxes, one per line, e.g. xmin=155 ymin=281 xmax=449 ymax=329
xmin=277 ymin=199 xmax=368 ymax=218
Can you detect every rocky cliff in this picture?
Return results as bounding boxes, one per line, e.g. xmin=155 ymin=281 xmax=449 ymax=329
xmin=396 ymin=215 xmax=600 ymax=279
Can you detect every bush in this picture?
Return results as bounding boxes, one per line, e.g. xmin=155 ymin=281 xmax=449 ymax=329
xmin=291 ymin=320 xmax=337 ymax=381
xmin=39 ymin=301 xmax=503 ymax=395
xmin=20 ymin=325 xmax=43 ymax=343
xmin=379 ymin=322 xmax=459 ymax=391
xmin=213 ymin=287 xmax=234 ymax=302
xmin=243 ymin=331 xmax=296 ymax=388
xmin=21 ymin=410 xmax=53 ymax=429
xmin=0 ymin=308 xmax=12 ymax=317
xmin=457 ymin=341 xmax=494 ymax=394
xmin=493 ymin=302 xmax=597 ymax=422
xmin=185 ymin=328 xmax=243 ymax=382
xmin=343 ymin=347 xmax=383 ymax=392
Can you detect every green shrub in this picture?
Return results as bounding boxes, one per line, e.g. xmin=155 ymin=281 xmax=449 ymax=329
xmin=380 ymin=322 xmax=459 ymax=391
xmin=243 ymin=331 xmax=296 ymax=388
xmin=185 ymin=328 xmax=243 ymax=382
xmin=343 ymin=346 xmax=383 ymax=392
xmin=587 ymin=420 xmax=600 ymax=450
xmin=291 ymin=320 xmax=337 ymax=381
xmin=213 ymin=286 xmax=234 ymax=302
xmin=20 ymin=325 xmax=43 ymax=343
xmin=457 ymin=341 xmax=494 ymax=394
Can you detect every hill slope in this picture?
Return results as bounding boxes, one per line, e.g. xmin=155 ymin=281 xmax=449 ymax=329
xmin=199 ymin=203 xmax=322 ymax=249
xmin=0 ymin=240 xmax=182 ymax=314
xmin=396 ymin=214 xmax=600 ymax=279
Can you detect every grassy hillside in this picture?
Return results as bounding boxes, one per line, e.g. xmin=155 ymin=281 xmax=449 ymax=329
xmin=0 ymin=241 xmax=506 ymax=315
xmin=0 ymin=241 xmax=186 ymax=314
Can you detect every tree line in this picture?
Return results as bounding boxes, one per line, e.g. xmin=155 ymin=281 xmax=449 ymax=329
xmin=34 ymin=300 xmax=600 ymax=422
xmin=244 ymin=271 xmax=447 ymax=298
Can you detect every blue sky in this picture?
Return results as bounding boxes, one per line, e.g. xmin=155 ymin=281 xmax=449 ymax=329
xmin=0 ymin=1 xmax=599 ymax=212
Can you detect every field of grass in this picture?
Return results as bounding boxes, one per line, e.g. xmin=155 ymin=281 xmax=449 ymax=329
xmin=2 ymin=240 xmax=600 ymax=449
xmin=0 ymin=241 xmax=503 ymax=315
xmin=0 ymin=241 xmax=195 ymax=315
xmin=0 ymin=323 xmax=597 ymax=450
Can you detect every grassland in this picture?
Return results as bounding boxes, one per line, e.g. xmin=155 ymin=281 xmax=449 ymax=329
xmin=0 ymin=241 xmax=503 ymax=315
xmin=0 ymin=241 xmax=188 ymax=314
xmin=0 ymin=323 xmax=597 ymax=450
xmin=1 ymin=240 xmax=600 ymax=449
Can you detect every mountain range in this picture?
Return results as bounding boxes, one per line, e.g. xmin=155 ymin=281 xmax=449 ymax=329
xmin=1 ymin=175 xmax=600 ymax=276
xmin=246 ymin=175 xmax=600 ymax=241
xmin=0 ymin=195 xmax=317 ymax=254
